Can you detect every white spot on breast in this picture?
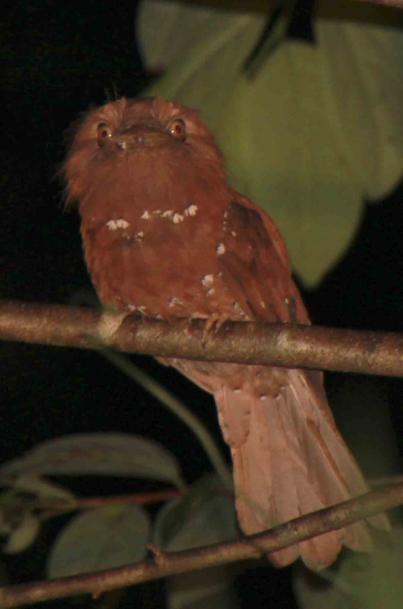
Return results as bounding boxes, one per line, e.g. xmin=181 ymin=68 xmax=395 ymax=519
xmin=135 ymin=232 xmax=144 ymax=240
xmin=202 ymin=274 xmax=214 ymax=287
xmin=184 ymin=204 xmax=198 ymax=216
xmin=141 ymin=210 xmax=151 ymax=220
xmin=216 ymin=243 xmax=226 ymax=255
xmin=233 ymin=302 xmax=243 ymax=315
xmin=207 ymin=288 xmax=215 ymax=296
xmin=128 ymin=304 xmax=147 ymax=315
xmin=260 ymin=300 xmax=266 ymax=309
xmin=231 ymin=231 xmax=237 ymax=237
xmin=106 ymin=218 xmax=130 ymax=230
xmin=173 ymin=213 xmax=184 ymax=224
xmin=169 ymin=297 xmax=184 ymax=308
xmin=285 ymin=298 xmax=290 ymax=304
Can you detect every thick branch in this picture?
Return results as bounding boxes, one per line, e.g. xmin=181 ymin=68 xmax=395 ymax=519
xmin=0 ymin=482 xmax=402 ymax=607
xmin=41 ymin=490 xmax=182 ymax=518
xmin=355 ymin=0 xmax=403 ymax=7
xmin=171 ymin=1 xmax=403 ymax=10
xmin=0 ymin=300 xmax=402 ymax=377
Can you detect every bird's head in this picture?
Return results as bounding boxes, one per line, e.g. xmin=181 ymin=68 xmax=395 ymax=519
xmin=64 ymin=96 xmax=225 ymax=205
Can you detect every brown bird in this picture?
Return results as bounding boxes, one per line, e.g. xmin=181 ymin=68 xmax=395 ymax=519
xmin=65 ymin=96 xmax=387 ymax=570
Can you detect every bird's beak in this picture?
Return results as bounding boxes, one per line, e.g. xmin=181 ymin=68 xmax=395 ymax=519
xmin=113 ymin=125 xmax=171 ymax=151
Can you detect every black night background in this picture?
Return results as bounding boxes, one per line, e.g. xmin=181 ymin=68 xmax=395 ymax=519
xmin=1 ymin=2 xmax=402 ymax=607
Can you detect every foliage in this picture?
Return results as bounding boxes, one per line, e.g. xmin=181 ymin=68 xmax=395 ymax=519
xmin=0 ymin=433 xmax=237 ymax=607
xmin=1 ymin=2 xmax=402 ymax=606
xmin=139 ymin=0 xmax=403 ymax=286
xmin=48 ymin=503 xmax=150 ymax=578
xmin=295 ymin=529 xmax=403 ymax=609
xmin=0 ymin=432 xmax=184 ymax=488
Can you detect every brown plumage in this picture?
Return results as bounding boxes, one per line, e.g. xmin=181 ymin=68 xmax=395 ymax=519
xmin=65 ymin=96 xmax=387 ymax=570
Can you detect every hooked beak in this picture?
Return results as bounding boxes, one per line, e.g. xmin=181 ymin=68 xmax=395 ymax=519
xmin=112 ymin=125 xmax=171 ymax=152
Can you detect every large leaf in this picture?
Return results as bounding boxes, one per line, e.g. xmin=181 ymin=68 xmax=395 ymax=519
xmin=154 ymin=475 xmax=239 ymax=609
xmin=0 ymin=488 xmax=43 ymax=553
xmin=11 ymin=474 xmax=75 ymax=502
xmin=0 ymin=433 xmax=184 ymax=487
xmin=139 ymin=0 xmax=403 ymax=286
xmin=294 ymin=528 xmax=403 ymax=609
xmin=2 ymin=511 xmax=41 ymax=555
xmin=0 ymin=476 xmax=74 ymax=555
xmin=47 ymin=504 xmax=149 ymax=578
xmin=154 ymin=474 xmax=236 ymax=551
xmin=168 ymin=568 xmax=239 ymax=609
xmin=138 ymin=1 xmax=266 ymax=75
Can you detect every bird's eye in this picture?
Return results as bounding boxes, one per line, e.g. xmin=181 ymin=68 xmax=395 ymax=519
xmin=97 ymin=122 xmax=113 ymax=147
xmin=168 ymin=118 xmax=186 ymax=141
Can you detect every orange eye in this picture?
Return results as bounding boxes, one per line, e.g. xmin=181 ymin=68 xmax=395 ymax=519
xmin=168 ymin=118 xmax=186 ymax=141
xmin=97 ymin=122 xmax=112 ymax=147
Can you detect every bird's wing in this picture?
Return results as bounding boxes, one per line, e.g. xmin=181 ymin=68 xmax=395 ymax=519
xmin=218 ymin=198 xmax=310 ymax=325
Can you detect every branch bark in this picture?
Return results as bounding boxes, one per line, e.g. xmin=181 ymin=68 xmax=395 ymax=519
xmin=40 ymin=489 xmax=182 ymax=518
xmin=355 ymin=0 xmax=403 ymax=7
xmin=0 ymin=300 xmax=402 ymax=377
xmin=169 ymin=1 xmax=403 ymax=10
xmin=0 ymin=482 xmax=402 ymax=607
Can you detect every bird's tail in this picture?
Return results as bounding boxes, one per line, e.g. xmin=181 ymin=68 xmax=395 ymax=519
xmin=215 ymin=368 xmax=389 ymax=570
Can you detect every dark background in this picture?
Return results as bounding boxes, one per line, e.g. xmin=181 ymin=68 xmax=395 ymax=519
xmin=1 ymin=1 xmax=402 ymax=607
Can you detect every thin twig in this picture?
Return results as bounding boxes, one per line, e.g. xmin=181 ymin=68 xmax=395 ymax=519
xmin=41 ymin=489 xmax=182 ymax=517
xmin=0 ymin=482 xmax=402 ymax=608
xmin=354 ymin=0 xmax=403 ymax=7
xmin=100 ymin=349 xmax=232 ymax=487
xmin=0 ymin=300 xmax=402 ymax=377
xmin=161 ymin=0 xmax=403 ymax=10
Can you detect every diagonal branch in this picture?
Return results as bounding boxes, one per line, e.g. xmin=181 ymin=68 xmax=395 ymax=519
xmin=0 ymin=482 xmax=402 ymax=608
xmin=167 ymin=1 xmax=403 ymax=11
xmin=40 ymin=489 xmax=182 ymax=518
xmin=0 ymin=300 xmax=402 ymax=377
xmin=354 ymin=0 xmax=403 ymax=7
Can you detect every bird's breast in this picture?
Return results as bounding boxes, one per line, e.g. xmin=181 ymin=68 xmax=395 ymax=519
xmin=80 ymin=194 xmax=242 ymax=321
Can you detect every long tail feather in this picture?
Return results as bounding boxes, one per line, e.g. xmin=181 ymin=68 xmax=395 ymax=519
xmin=215 ymin=368 xmax=388 ymax=570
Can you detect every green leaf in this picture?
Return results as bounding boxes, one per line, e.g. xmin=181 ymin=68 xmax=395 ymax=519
xmin=154 ymin=475 xmax=239 ymax=609
xmin=141 ymin=1 xmax=403 ymax=286
xmin=3 ymin=512 xmax=41 ymax=554
xmin=329 ymin=378 xmax=399 ymax=479
xmin=168 ymin=568 xmax=239 ymax=609
xmin=154 ymin=474 xmax=237 ymax=551
xmin=316 ymin=4 xmax=403 ymax=201
xmin=294 ymin=529 xmax=403 ymax=609
xmin=0 ymin=433 xmax=184 ymax=487
xmin=47 ymin=504 xmax=150 ymax=578
xmin=12 ymin=474 xmax=75 ymax=502
xmin=0 ymin=560 xmax=8 ymax=585
xmin=138 ymin=1 xmax=264 ymax=75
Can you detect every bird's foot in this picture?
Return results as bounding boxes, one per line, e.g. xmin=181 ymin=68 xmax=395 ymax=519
xmin=202 ymin=314 xmax=228 ymax=344
xmin=96 ymin=308 xmax=127 ymax=344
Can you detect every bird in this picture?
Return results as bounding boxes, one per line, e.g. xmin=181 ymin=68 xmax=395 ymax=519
xmin=64 ymin=96 xmax=387 ymax=570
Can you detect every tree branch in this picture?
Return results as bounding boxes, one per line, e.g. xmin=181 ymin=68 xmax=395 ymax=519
xmin=354 ymin=0 xmax=403 ymax=7
xmin=0 ymin=300 xmax=402 ymax=377
xmin=0 ymin=482 xmax=402 ymax=607
xmin=40 ymin=489 xmax=182 ymax=519
xmin=170 ymin=1 xmax=403 ymax=11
